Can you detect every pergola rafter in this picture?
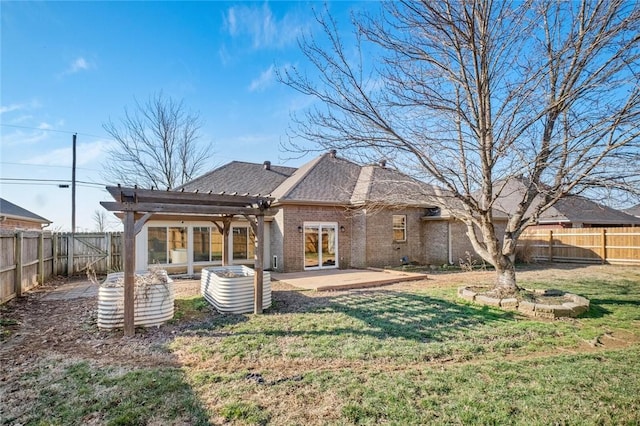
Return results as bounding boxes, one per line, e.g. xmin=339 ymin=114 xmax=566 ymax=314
xmin=100 ymin=185 xmax=276 ymax=336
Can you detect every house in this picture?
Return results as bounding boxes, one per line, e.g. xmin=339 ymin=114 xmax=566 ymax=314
xmin=0 ymin=198 xmax=51 ymax=230
xmin=131 ymin=153 xmax=640 ymax=274
xmin=134 ymin=150 xmax=475 ymax=274
xmin=492 ymin=178 xmax=640 ymax=229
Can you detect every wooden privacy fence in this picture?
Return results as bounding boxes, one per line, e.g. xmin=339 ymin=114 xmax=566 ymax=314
xmin=0 ymin=231 xmax=123 ymax=304
xmin=518 ymin=227 xmax=640 ymax=265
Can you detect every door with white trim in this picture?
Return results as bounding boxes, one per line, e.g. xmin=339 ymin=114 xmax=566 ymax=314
xmin=304 ymin=222 xmax=338 ymax=270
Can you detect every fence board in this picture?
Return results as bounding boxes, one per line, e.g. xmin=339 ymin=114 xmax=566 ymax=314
xmin=518 ymin=227 xmax=640 ymax=265
xmin=1 ymin=232 xmax=16 ymax=303
xmin=1 ymin=231 xmax=123 ymax=304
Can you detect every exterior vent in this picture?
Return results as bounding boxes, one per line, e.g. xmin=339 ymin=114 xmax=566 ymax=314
xmin=425 ymin=207 xmax=441 ymax=217
xmin=329 ymin=149 xmax=337 ymax=158
xmin=379 ymin=159 xmax=387 ymax=168
xmin=263 ymin=161 xmax=271 ymax=170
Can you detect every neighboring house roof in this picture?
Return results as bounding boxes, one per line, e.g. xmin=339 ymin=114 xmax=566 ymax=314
xmin=492 ymin=178 xmax=640 ymax=226
xmin=181 ymin=152 xmax=438 ymax=207
xmin=624 ymin=204 xmax=640 ymax=218
xmin=0 ymin=198 xmax=51 ymax=225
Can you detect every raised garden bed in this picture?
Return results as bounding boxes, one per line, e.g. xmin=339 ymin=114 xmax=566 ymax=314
xmin=201 ymin=265 xmax=271 ymax=314
xmin=458 ymin=286 xmax=589 ymax=319
xmin=97 ymin=270 xmax=175 ymax=329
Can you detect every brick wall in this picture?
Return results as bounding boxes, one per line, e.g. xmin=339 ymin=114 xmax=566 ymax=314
xmin=0 ymin=219 xmax=44 ymax=231
xmin=422 ymin=220 xmax=449 ymax=265
xmin=450 ymin=220 xmax=507 ymax=266
xmin=279 ymin=204 xmax=352 ymax=273
xmin=270 ymin=210 xmax=285 ymax=271
xmin=364 ymin=207 xmax=425 ymax=268
xmin=350 ymin=210 xmax=367 ymax=268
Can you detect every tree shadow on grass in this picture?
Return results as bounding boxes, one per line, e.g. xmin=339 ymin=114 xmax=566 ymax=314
xmin=318 ymin=290 xmax=516 ymax=343
xmin=207 ymin=288 xmax=517 ymax=344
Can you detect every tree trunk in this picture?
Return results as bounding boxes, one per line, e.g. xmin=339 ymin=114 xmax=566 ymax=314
xmin=495 ymin=257 xmax=518 ymax=291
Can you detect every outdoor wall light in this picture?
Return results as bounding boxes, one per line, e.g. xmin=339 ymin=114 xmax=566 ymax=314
xmin=340 ymin=225 xmax=346 ymax=233
xmin=298 ymin=226 xmax=303 ymax=233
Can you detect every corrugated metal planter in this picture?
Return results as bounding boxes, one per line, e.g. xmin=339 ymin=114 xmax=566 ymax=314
xmin=98 ymin=271 xmax=175 ymax=329
xmin=201 ymin=265 xmax=271 ymax=314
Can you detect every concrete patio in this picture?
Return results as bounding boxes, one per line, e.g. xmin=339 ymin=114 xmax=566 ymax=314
xmin=37 ymin=268 xmax=428 ymax=301
xmin=271 ymin=268 xmax=428 ymax=291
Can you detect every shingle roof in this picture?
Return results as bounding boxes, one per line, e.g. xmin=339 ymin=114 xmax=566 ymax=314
xmin=0 ymin=198 xmax=51 ymax=224
xmin=492 ymin=178 xmax=640 ymax=225
xmin=180 ymin=153 xmax=438 ymax=207
xmin=176 ymin=161 xmax=296 ymax=196
xmin=273 ymin=153 xmax=361 ymax=203
xmin=624 ymin=204 xmax=640 ymax=218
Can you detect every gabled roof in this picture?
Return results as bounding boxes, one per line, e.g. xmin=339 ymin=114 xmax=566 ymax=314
xmin=351 ymin=165 xmax=438 ymax=205
xmin=177 ymin=161 xmax=296 ymax=196
xmin=492 ymin=178 xmax=640 ymax=225
xmin=0 ymin=198 xmax=51 ymax=224
xmin=181 ymin=153 xmax=438 ymax=207
xmin=272 ymin=153 xmax=361 ymax=203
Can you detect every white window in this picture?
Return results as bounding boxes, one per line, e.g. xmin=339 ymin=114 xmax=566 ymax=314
xmin=232 ymin=227 xmax=255 ymax=261
xmin=192 ymin=227 xmax=223 ymax=262
xmin=393 ymin=215 xmax=406 ymax=242
xmin=148 ymin=226 xmax=187 ymax=264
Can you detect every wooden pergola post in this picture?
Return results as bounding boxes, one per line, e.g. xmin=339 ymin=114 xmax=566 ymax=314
xmin=123 ymin=211 xmax=136 ymax=337
xmin=254 ymin=214 xmax=265 ymax=314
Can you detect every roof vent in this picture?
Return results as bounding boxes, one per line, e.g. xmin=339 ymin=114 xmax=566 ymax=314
xmin=379 ymin=159 xmax=387 ymax=168
xmin=263 ymin=161 xmax=271 ymax=170
xmin=329 ymin=149 xmax=337 ymax=158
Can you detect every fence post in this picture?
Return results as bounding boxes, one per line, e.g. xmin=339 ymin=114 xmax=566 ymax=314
xmin=548 ymin=230 xmax=553 ymax=262
xmin=15 ymin=231 xmax=23 ymax=297
xmin=39 ymin=232 xmax=45 ymax=284
xmin=53 ymin=233 xmax=59 ymax=275
xmin=601 ymin=228 xmax=607 ymax=264
xmin=67 ymin=233 xmax=73 ymax=276
xmin=106 ymin=232 xmax=112 ymax=272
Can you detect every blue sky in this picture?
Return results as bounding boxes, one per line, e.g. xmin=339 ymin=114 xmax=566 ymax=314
xmin=1 ymin=1 xmax=372 ymax=231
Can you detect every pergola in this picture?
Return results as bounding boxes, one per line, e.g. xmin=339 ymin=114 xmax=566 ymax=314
xmin=100 ymin=185 xmax=276 ymax=336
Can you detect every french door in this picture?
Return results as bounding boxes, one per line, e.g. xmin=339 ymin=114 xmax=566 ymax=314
xmin=304 ymin=222 xmax=338 ymax=270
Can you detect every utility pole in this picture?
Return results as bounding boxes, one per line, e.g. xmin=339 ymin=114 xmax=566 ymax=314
xmin=68 ymin=133 xmax=77 ymax=276
xmin=72 ymin=133 xmax=77 ymax=233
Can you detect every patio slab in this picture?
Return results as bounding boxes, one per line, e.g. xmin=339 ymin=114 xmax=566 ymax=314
xmin=271 ymin=268 xmax=427 ymax=291
xmin=41 ymin=280 xmax=98 ymax=301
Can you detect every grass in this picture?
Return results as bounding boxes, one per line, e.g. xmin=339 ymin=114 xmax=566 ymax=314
xmin=8 ymin=361 xmax=211 ymax=426
xmin=6 ymin=265 xmax=640 ymax=425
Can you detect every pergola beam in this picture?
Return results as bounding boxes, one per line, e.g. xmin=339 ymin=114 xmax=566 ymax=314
xmin=101 ymin=201 xmax=273 ymax=216
xmin=106 ymin=186 xmax=271 ymax=207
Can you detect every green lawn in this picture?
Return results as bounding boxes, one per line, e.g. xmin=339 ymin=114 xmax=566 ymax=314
xmin=6 ymin=265 xmax=640 ymax=425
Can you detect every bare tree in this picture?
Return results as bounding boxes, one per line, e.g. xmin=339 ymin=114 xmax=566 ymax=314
xmin=102 ymin=92 xmax=213 ymax=189
xmin=279 ymin=0 xmax=640 ymax=290
xmin=92 ymin=209 xmax=110 ymax=232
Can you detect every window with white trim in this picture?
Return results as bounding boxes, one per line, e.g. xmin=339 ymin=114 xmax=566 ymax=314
xmin=392 ymin=215 xmax=406 ymax=242
xmin=232 ymin=227 xmax=255 ymax=261
xmin=193 ymin=227 xmax=223 ymax=262
xmin=148 ymin=226 xmax=187 ymax=264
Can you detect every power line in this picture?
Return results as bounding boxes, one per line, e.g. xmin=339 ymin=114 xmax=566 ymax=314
xmin=0 ymin=123 xmax=111 ymax=140
xmin=0 ymin=182 xmax=105 ymax=189
xmin=0 ymin=177 xmax=106 ymax=187
xmin=0 ymin=161 xmax=96 ymax=171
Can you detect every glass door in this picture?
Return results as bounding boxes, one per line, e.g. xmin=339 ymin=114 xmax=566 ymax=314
xmin=304 ymin=223 xmax=338 ymax=270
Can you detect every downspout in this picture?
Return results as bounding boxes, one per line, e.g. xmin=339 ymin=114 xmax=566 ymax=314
xmin=448 ymin=221 xmax=453 ymax=265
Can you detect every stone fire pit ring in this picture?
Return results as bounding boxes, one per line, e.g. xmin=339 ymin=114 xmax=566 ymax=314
xmin=458 ymin=287 xmax=589 ymax=319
